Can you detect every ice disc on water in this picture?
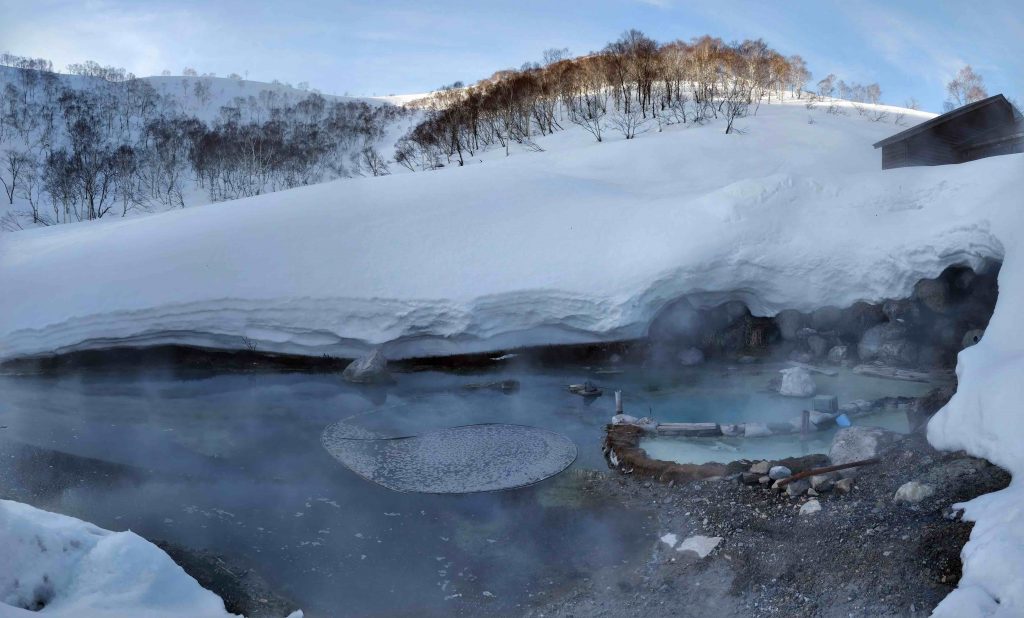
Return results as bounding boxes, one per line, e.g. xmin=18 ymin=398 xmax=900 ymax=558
xmin=322 ymin=423 xmax=577 ymax=493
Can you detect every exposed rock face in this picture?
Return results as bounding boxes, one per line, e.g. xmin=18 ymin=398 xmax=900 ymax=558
xmin=778 ymin=367 xmax=816 ymax=397
xmin=829 ymin=427 xmax=902 ymax=475
xmin=342 ymin=349 xmax=393 ymax=384
xmin=858 ymin=323 xmax=918 ymax=366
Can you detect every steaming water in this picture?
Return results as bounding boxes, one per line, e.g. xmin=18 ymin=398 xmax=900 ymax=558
xmin=0 ymin=361 xmax=934 ymax=616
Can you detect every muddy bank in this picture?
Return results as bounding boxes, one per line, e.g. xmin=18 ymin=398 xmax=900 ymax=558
xmin=526 ymin=433 xmax=1009 ymax=618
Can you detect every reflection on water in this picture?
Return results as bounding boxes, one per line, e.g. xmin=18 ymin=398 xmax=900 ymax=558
xmin=0 ymin=361 xmax=933 ymax=616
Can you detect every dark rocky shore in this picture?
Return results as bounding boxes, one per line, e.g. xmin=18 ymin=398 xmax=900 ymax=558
xmin=526 ymin=431 xmax=1009 ymax=618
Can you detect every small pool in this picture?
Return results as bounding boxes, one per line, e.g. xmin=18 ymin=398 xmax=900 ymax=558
xmin=0 ymin=359 xmax=936 ymax=616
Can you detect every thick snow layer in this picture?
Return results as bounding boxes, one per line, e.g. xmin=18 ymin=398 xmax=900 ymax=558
xmin=0 ymin=499 xmax=238 ymax=618
xmin=0 ymin=101 xmax=1015 ymax=362
xmin=929 ymin=246 xmax=1024 ymax=616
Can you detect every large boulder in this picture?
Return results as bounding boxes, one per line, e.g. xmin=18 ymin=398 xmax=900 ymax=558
xmin=778 ymin=367 xmax=816 ymax=397
xmin=858 ymin=323 xmax=918 ymax=365
xmin=914 ymin=278 xmax=950 ymax=314
xmin=836 ymin=302 xmax=886 ymax=341
xmin=829 ymin=427 xmax=901 ymax=474
xmin=775 ymin=309 xmax=805 ymax=341
xmin=342 ymin=350 xmax=393 ymax=384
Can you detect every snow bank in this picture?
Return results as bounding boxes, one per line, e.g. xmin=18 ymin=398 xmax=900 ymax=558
xmin=0 ymin=101 xmax=1015 ymax=362
xmin=929 ymin=209 xmax=1024 ymax=616
xmin=0 ymin=499 xmax=238 ymax=618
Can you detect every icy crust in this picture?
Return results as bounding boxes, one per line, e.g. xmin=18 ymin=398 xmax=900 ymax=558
xmin=321 ymin=423 xmax=577 ymax=493
xmin=0 ymin=499 xmax=238 ymax=618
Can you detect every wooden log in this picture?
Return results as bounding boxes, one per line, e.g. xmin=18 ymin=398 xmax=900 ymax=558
xmin=775 ymin=457 xmax=881 ymax=487
xmin=851 ymin=364 xmax=932 ymax=383
xmin=655 ymin=422 xmax=722 ymax=437
xmin=788 ymin=361 xmax=839 ymax=376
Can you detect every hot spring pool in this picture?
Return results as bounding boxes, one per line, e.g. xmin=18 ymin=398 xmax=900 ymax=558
xmin=0 ymin=360 xmax=937 ymax=616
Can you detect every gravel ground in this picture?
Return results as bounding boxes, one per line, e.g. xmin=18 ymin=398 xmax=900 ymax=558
xmin=525 ymin=433 xmax=1010 ymax=618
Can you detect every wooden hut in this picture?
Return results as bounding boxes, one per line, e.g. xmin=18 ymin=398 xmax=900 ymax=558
xmin=873 ymin=94 xmax=1023 ymax=170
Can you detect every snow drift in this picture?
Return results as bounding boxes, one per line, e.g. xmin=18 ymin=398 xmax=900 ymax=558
xmin=0 ymin=499 xmax=238 ymax=618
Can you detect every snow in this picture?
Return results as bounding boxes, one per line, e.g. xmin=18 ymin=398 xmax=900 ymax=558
xmin=0 ymin=499 xmax=238 ymax=618
xmin=1 ymin=95 xmax=1023 ymax=613
xmin=0 ymin=99 xmax=1012 ymax=363
xmin=928 ymin=228 xmax=1024 ymax=616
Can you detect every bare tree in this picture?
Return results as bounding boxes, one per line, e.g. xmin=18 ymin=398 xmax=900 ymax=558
xmin=946 ymin=66 xmax=988 ymax=108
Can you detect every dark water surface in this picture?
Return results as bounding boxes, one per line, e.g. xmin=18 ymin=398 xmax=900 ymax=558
xmin=0 ymin=362 xmax=932 ymax=616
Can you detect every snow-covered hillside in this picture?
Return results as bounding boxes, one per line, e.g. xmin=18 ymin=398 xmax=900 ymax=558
xmin=0 ymin=98 xmax=1005 ymax=362
xmin=1 ymin=95 xmax=1023 ymax=616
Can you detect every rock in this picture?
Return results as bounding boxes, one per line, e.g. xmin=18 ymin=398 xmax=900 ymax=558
xmin=807 ymin=335 xmax=829 ymax=358
xmin=811 ymin=306 xmax=843 ymax=330
xmin=882 ymin=299 xmax=920 ymax=323
xmin=677 ymin=347 xmax=705 ymax=366
xmin=795 ymin=327 xmax=818 ymax=340
xmin=758 ymin=476 xmax=772 ymax=485
xmin=836 ymin=302 xmax=886 ymax=341
xmin=827 ymin=345 xmax=849 ymax=363
xmin=914 ymin=278 xmax=950 ymax=314
xmin=799 ymin=499 xmax=822 ymax=515
xmin=788 ymin=350 xmax=813 ymax=364
xmin=775 ymin=309 xmax=804 ymax=340
xmin=810 ymin=473 xmax=837 ymax=492
xmin=744 ymin=422 xmax=772 ymax=438
xmin=807 ymin=488 xmax=819 ymax=497
xmin=676 ymin=535 xmax=722 ymax=558
xmin=835 ymin=478 xmax=854 ymax=494
xmin=778 ymin=367 xmax=816 ymax=397
xmin=812 ymin=395 xmax=838 ymax=413
xmin=740 ymin=472 xmax=762 ymax=485
xmin=962 ymin=329 xmax=984 ymax=350
xmin=786 ymin=479 xmax=810 ymax=497
xmin=858 ymin=323 xmax=918 ymax=365
xmin=894 ymin=481 xmax=936 ymax=504
xmin=342 ymin=350 xmax=393 ymax=384
xmin=768 ymin=465 xmax=792 ymax=480
xmin=829 ymin=427 xmax=902 ymax=475
xmin=749 ymin=461 xmax=771 ymax=475
xmin=808 ymin=410 xmax=837 ymax=427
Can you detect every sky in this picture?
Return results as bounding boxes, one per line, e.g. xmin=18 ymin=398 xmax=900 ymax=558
xmin=1 ymin=0 xmax=1021 ymax=112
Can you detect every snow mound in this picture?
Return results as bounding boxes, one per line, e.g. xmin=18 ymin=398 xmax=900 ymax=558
xmin=321 ymin=423 xmax=577 ymax=493
xmin=0 ymin=499 xmax=238 ymax=618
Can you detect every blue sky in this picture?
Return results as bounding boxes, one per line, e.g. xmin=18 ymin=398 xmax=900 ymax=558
xmin=1 ymin=0 xmax=1021 ymax=112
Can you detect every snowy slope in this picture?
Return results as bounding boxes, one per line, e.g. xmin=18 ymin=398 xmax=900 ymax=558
xmin=0 ymin=99 xmax=1011 ymax=361
xmin=0 ymin=500 xmax=239 ymax=618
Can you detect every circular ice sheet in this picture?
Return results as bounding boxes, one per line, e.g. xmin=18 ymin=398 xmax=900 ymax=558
xmin=322 ymin=422 xmax=578 ymax=494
